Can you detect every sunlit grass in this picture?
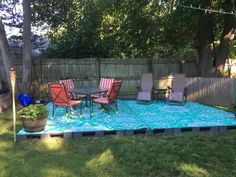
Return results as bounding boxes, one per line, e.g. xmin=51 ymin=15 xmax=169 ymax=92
xmin=87 ymin=149 xmax=114 ymax=167
xmin=86 ymin=149 xmax=118 ymax=176
xmin=41 ymin=168 xmax=76 ymax=177
xmin=178 ymin=163 xmax=209 ymax=177
xmin=41 ymin=139 xmax=64 ymax=151
xmin=215 ymin=105 xmax=234 ymax=113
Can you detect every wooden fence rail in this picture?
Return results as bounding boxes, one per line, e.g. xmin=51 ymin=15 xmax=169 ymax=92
xmin=0 ymin=58 xmax=235 ymax=106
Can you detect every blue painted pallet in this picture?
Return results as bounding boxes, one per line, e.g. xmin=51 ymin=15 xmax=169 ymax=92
xmin=17 ymin=100 xmax=236 ymax=142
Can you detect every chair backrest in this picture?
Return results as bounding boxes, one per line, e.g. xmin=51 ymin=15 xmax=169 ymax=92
xmin=48 ymin=83 xmax=70 ymax=105
xmin=172 ymin=74 xmax=186 ymax=92
xmin=99 ymin=78 xmax=114 ymax=96
xmin=59 ymin=79 xmax=74 ymax=91
xmin=107 ymin=81 xmax=122 ymax=102
xmin=99 ymin=78 xmax=114 ymax=90
xmin=140 ymin=73 xmax=153 ymax=91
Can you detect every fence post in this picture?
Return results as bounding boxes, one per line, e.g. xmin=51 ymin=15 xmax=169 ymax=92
xmin=96 ymin=58 xmax=100 ymax=83
xmin=178 ymin=61 xmax=184 ymax=73
xmin=148 ymin=58 xmax=153 ymax=73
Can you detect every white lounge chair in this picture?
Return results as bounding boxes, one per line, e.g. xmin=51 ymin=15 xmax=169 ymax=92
xmin=137 ymin=73 xmax=153 ymax=102
xmin=167 ymin=74 xmax=187 ymax=105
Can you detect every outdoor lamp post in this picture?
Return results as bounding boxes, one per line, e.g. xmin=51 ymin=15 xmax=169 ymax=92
xmin=10 ymin=68 xmax=16 ymax=142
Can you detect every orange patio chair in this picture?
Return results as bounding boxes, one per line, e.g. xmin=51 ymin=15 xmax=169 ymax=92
xmin=48 ymin=83 xmax=82 ymax=118
xmin=91 ymin=80 xmax=122 ymax=114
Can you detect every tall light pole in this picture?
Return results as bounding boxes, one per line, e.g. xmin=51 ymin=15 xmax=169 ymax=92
xmin=10 ymin=68 xmax=16 ymax=142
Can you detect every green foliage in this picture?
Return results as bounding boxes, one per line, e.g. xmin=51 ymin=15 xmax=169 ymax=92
xmin=34 ymin=0 xmax=196 ymax=58
xmin=230 ymin=40 xmax=236 ymax=58
xmin=17 ymin=104 xmax=48 ymax=119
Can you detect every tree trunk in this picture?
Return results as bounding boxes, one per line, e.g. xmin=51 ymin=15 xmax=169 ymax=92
xmin=22 ymin=0 xmax=32 ymax=93
xmin=197 ymin=1 xmax=214 ymax=77
xmin=214 ymin=0 xmax=236 ymax=76
xmin=0 ymin=19 xmax=13 ymax=90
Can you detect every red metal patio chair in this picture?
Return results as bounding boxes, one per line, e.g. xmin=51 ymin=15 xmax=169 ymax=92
xmin=91 ymin=80 xmax=122 ymax=114
xmin=59 ymin=79 xmax=85 ymax=100
xmin=99 ymin=78 xmax=114 ymax=90
xmin=48 ymin=83 xmax=82 ymax=118
xmin=91 ymin=78 xmax=114 ymax=98
xmin=59 ymin=79 xmax=74 ymax=90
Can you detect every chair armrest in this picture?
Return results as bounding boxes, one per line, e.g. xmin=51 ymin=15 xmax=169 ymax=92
xmin=167 ymin=86 xmax=172 ymax=93
xmin=100 ymin=90 xmax=109 ymax=98
xmin=69 ymin=92 xmax=76 ymax=100
xmin=184 ymin=87 xmax=188 ymax=100
xmin=184 ymin=87 xmax=187 ymax=93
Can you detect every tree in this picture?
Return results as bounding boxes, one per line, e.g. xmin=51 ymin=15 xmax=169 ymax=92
xmin=214 ymin=0 xmax=236 ymax=75
xmin=0 ymin=19 xmax=13 ymax=90
xmin=167 ymin=0 xmax=236 ymax=76
xmin=197 ymin=0 xmax=215 ymax=76
xmin=0 ymin=0 xmax=20 ymax=89
xmin=22 ymin=0 xmax=31 ymax=92
xmin=195 ymin=0 xmax=236 ymax=76
xmin=0 ymin=0 xmax=33 ymax=92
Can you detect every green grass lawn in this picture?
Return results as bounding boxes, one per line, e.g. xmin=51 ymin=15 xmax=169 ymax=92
xmin=1 ymin=111 xmax=236 ymax=177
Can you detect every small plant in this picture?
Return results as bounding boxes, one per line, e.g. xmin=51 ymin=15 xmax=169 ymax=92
xmin=18 ymin=104 xmax=48 ymax=120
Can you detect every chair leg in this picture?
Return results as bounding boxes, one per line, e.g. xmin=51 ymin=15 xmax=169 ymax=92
xmin=52 ymin=104 xmax=55 ymax=117
xmin=65 ymin=106 xmax=68 ymax=114
xmin=52 ymin=105 xmax=57 ymax=118
xmin=69 ymin=107 xmax=71 ymax=119
xmin=85 ymin=96 xmax=88 ymax=107
xmin=105 ymin=105 xmax=111 ymax=117
xmin=80 ymin=103 xmax=82 ymax=118
xmin=91 ymin=100 xmax=94 ymax=116
xmin=100 ymin=105 xmax=105 ymax=111
xmin=115 ymin=101 xmax=118 ymax=113
xmin=65 ymin=107 xmax=70 ymax=121
xmin=71 ymin=106 xmax=78 ymax=117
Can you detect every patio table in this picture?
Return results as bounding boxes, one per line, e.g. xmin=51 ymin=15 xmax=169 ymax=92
xmin=69 ymin=87 xmax=108 ymax=114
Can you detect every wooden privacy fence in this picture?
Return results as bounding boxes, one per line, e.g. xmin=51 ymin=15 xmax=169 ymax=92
xmin=185 ymin=77 xmax=235 ymax=107
xmin=0 ymin=57 xmax=235 ymax=106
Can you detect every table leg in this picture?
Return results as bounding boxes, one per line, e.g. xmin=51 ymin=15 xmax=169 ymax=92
xmin=90 ymin=97 xmax=92 ymax=117
xmin=85 ymin=95 xmax=88 ymax=107
xmin=88 ymin=95 xmax=93 ymax=117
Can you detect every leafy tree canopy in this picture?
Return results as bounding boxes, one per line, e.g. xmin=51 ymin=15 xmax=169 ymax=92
xmin=32 ymin=0 xmax=235 ymax=60
xmin=1 ymin=0 xmax=235 ymax=61
xmin=31 ymin=0 xmax=198 ymax=58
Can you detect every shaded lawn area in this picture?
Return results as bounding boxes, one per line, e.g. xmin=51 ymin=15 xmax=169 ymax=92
xmin=1 ymin=111 xmax=236 ymax=177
